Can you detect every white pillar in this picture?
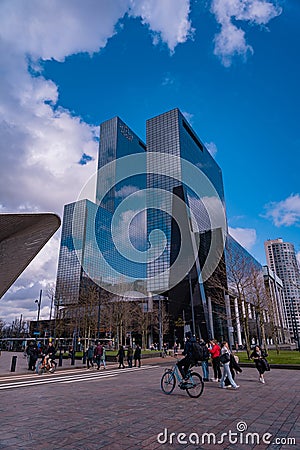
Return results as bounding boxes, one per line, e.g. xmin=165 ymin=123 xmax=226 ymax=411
xmin=234 ymin=298 xmax=242 ymax=346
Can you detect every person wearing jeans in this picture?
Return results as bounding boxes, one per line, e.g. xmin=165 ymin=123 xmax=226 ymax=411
xmin=219 ymin=341 xmax=239 ymax=389
xmin=199 ymin=340 xmax=210 ymax=381
xmin=209 ymin=339 xmax=222 ymax=382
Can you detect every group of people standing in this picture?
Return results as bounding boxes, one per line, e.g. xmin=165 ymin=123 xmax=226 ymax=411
xmin=116 ymin=344 xmax=141 ymax=369
xmin=85 ymin=342 xmax=142 ymax=370
xmin=177 ymin=332 xmax=270 ymax=389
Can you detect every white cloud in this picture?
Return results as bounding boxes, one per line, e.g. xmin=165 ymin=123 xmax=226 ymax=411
xmin=129 ymin=0 xmax=194 ymax=53
xmin=229 ymin=226 xmax=257 ymax=250
xmin=264 ymin=194 xmax=300 ymax=227
xmin=204 ymin=141 xmax=218 ymax=157
xmin=0 ymin=1 xmax=194 ymax=322
xmin=211 ymin=0 xmax=282 ymax=66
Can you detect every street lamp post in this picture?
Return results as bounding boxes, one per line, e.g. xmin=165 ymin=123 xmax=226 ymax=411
xmin=35 ymin=289 xmax=42 ymax=335
xmin=188 ymin=270 xmax=196 ymax=337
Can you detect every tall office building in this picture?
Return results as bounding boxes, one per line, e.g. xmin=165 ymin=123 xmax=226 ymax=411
xmin=96 ymin=116 xmax=146 ymax=212
xmin=146 ymin=108 xmax=227 ymax=341
xmin=263 ymin=265 xmax=289 ymax=344
xmin=55 ymin=199 xmax=111 ymax=305
xmin=56 ymin=117 xmax=147 ymax=306
xmin=56 ymin=108 xmax=279 ymax=347
xmin=264 ymin=238 xmax=300 ymax=344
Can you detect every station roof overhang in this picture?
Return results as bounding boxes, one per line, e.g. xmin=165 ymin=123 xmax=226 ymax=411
xmin=0 ymin=213 xmax=61 ymax=298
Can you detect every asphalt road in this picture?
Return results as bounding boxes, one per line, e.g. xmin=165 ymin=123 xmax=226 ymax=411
xmin=0 ymin=361 xmax=299 ymax=449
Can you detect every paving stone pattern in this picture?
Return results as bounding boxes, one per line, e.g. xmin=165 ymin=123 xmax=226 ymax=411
xmin=0 ymin=352 xmax=299 ymax=449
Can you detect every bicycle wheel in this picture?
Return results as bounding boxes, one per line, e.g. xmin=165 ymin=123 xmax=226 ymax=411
xmin=186 ymin=372 xmax=204 ymax=398
xmin=161 ymin=370 xmax=176 ymax=394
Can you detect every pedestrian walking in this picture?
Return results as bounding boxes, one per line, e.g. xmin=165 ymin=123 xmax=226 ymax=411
xmin=86 ymin=344 xmax=94 ymax=369
xmin=127 ymin=345 xmax=133 ymax=368
xmin=199 ymin=339 xmax=210 ymax=381
xmin=209 ymin=339 xmax=222 ymax=382
xmin=250 ymin=345 xmax=270 ymax=384
xmin=224 ymin=353 xmax=243 ymax=387
xmin=219 ymin=341 xmax=239 ymax=390
xmin=134 ymin=344 xmax=141 ymax=367
xmin=117 ymin=345 xmax=125 ymax=368
xmin=94 ymin=342 xmax=103 ymax=370
xmin=99 ymin=346 xmax=106 ymax=370
xmin=173 ymin=342 xmax=178 ymax=357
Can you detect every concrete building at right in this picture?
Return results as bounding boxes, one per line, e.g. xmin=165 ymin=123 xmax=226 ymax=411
xmin=264 ymin=238 xmax=300 ymax=347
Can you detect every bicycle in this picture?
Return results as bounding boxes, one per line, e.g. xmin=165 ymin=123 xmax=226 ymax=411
xmin=36 ymin=356 xmax=56 ymax=375
xmin=161 ymin=363 xmax=204 ymax=398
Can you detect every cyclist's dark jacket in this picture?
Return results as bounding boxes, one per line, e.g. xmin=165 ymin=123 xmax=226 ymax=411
xmin=182 ymin=337 xmax=196 ymax=360
xmin=46 ymin=345 xmax=56 ymax=359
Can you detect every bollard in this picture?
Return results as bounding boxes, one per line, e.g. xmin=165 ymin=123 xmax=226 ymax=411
xmin=71 ymin=352 xmax=75 ymax=366
xmin=59 ymin=350 xmax=63 ymax=367
xmin=82 ymin=352 xmax=87 ymax=364
xmin=10 ymin=355 xmax=17 ymax=372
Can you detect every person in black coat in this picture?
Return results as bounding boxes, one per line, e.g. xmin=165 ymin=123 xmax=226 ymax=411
xmin=117 ymin=345 xmax=125 ymax=368
xmin=28 ymin=342 xmax=38 ymax=371
xmin=177 ymin=332 xmax=196 ymax=380
xmin=134 ymin=345 xmax=142 ymax=367
xmin=250 ymin=345 xmax=269 ymax=384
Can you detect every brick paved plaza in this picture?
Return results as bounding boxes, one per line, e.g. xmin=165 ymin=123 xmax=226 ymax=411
xmin=0 ymin=351 xmax=299 ymax=449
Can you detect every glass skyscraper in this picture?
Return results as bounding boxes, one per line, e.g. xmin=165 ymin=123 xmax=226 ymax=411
xmin=55 ymin=117 xmax=147 ymax=306
xmin=56 ymin=108 xmax=274 ymax=346
xmin=265 ymin=238 xmax=300 ymax=344
xmin=146 ymin=108 xmax=227 ymax=341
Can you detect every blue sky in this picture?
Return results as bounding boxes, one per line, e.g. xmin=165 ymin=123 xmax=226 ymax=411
xmin=0 ymin=0 xmax=299 ymax=323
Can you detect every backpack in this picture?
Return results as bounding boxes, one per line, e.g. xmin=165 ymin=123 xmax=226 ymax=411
xmin=191 ymin=342 xmax=204 ymax=362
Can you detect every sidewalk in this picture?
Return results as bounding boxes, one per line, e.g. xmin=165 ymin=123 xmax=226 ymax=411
xmin=0 ymin=350 xmax=86 ymax=376
xmin=0 ymin=350 xmax=168 ymax=377
xmin=1 ymin=350 xmax=298 ymax=377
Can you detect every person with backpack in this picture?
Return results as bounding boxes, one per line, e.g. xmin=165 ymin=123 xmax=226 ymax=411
xmin=176 ymin=331 xmax=196 ymax=380
xmin=199 ymin=339 xmax=210 ymax=382
xmin=94 ymin=342 xmax=103 ymax=370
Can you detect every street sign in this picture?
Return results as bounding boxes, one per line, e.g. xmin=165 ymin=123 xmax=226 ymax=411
xmin=33 ymin=331 xmax=40 ymax=336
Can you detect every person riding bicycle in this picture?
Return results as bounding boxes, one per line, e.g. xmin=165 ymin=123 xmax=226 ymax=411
xmin=177 ymin=331 xmax=196 ymax=380
xmin=44 ymin=342 xmax=57 ymax=371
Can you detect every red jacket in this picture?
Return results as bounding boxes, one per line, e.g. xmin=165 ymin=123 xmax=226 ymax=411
xmin=209 ymin=344 xmax=221 ymax=359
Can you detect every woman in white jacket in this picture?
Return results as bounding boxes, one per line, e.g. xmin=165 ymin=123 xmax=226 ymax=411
xmin=219 ymin=341 xmax=239 ymax=390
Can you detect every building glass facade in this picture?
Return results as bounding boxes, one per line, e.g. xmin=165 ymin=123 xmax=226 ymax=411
xmin=265 ymin=238 xmax=300 ymax=343
xmin=146 ymin=109 xmax=227 ymax=341
xmin=55 ymin=108 xmax=286 ymax=348
xmin=56 ymin=117 xmax=147 ymax=306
